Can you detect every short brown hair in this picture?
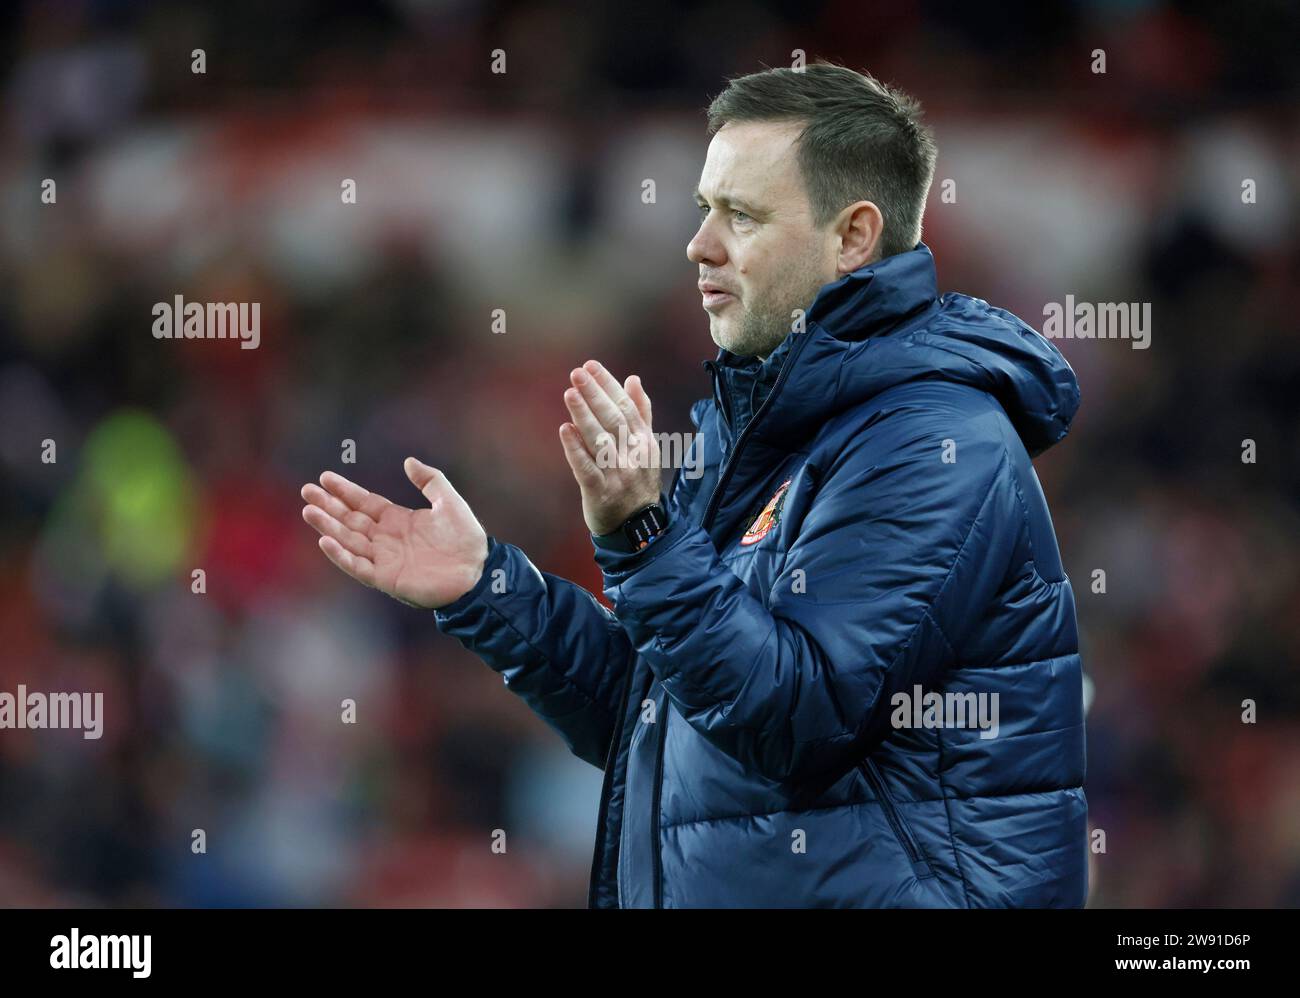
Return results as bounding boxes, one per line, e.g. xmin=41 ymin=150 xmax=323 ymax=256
xmin=706 ymin=62 xmax=937 ymax=259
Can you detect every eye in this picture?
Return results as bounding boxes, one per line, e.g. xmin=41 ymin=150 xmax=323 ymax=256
xmin=696 ymin=202 xmax=710 ymax=219
xmin=732 ymin=209 xmax=753 ymax=223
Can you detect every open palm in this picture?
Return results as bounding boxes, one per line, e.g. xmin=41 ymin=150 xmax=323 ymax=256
xmin=300 ymin=458 xmax=488 ymax=609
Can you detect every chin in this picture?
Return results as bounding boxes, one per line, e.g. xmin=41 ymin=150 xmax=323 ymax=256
xmin=709 ymin=319 xmax=741 ymax=353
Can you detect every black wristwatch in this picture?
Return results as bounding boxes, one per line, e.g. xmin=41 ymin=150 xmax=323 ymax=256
xmin=597 ymin=501 xmax=670 ymax=553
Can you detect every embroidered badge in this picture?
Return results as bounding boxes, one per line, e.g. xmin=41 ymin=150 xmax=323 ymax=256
xmin=740 ymin=478 xmax=792 ymax=546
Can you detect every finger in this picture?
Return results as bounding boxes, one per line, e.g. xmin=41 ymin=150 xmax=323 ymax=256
xmin=564 ymin=387 xmax=611 ymax=457
xmin=318 ymin=535 xmax=376 ymax=587
xmin=559 ymin=423 xmax=604 ymax=488
xmin=583 ymin=360 xmax=642 ymax=427
xmin=572 ymin=364 xmax=631 ymax=432
xmin=625 ymin=375 xmax=652 ymax=427
xmin=404 ymin=457 xmax=455 ymax=507
xmin=302 ymin=503 xmax=374 ymax=560
xmin=301 ymin=483 xmax=376 ymax=536
xmin=319 ymin=471 xmax=391 ymax=520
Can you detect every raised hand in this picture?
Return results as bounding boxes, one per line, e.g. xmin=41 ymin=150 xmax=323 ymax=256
xmin=559 ymin=360 xmax=663 ymax=536
xmin=300 ymin=458 xmax=488 ymax=609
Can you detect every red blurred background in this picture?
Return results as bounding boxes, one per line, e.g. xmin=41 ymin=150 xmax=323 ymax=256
xmin=1 ymin=0 xmax=1298 ymax=906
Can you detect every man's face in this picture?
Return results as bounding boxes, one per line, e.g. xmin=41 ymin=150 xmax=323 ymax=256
xmin=688 ymin=120 xmax=840 ymax=360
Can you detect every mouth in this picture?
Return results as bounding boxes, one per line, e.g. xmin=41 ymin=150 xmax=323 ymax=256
xmin=699 ymin=284 xmax=737 ymax=311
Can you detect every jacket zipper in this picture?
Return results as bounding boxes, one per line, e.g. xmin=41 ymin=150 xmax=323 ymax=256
xmin=644 ymin=332 xmax=813 ymax=907
xmin=587 ymin=645 xmax=639 ymax=908
xmin=651 ymin=685 xmax=668 ymax=908
xmin=701 ymin=332 xmax=812 ymax=531
xmin=857 ymin=758 xmax=933 ymax=877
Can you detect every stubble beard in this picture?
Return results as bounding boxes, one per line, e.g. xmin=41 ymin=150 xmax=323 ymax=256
xmin=712 ymin=264 xmax=829 ymax=361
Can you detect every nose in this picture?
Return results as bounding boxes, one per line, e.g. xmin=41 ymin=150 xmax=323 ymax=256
xmin=687 ymin=219 xmax=725 ymax=267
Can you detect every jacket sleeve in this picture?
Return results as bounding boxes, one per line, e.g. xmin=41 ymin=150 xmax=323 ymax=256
xmin=433 ymin=536 xmax=635 ymax=770
xmin=592 ymin=391 xmax=1022 ymax=787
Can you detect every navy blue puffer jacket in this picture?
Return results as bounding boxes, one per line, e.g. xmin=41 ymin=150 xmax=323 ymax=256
xmin=434 ymin=242 xmax=1088 ymax=908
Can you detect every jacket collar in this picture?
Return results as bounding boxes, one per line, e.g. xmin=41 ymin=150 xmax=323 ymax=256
xmin=701 ymin=242 xmax=941 ymax=447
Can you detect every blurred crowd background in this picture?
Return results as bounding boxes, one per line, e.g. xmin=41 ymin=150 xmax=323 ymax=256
xmin=1 ymin=0 xmax=1298 ymax=907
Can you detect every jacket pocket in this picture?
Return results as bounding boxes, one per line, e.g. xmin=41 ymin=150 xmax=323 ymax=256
xmin=857 ymin=759 xmax=935 ymax=879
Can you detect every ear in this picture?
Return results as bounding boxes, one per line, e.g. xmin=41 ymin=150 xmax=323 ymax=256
xmin=834 ymin=200 xmax=884 ymax=273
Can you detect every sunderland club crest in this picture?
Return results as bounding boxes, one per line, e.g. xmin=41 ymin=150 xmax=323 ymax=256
xmin=740 ymin=478 xmax=792 ymax=546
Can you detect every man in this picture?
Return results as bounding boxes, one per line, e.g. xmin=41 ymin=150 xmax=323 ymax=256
xmin=300 ymin=62 xmax=1088 ymax=907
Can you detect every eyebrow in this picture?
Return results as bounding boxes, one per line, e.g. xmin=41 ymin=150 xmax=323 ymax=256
xmin=693 ymin=186 xmax=763 ymax=216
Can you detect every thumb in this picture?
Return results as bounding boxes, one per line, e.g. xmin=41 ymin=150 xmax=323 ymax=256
xmin=403 ymin=456 xmax=445 ymax=505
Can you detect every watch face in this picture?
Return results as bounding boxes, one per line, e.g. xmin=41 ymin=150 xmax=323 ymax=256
xmin=625 ymin=504 xmax=666 ymax=548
